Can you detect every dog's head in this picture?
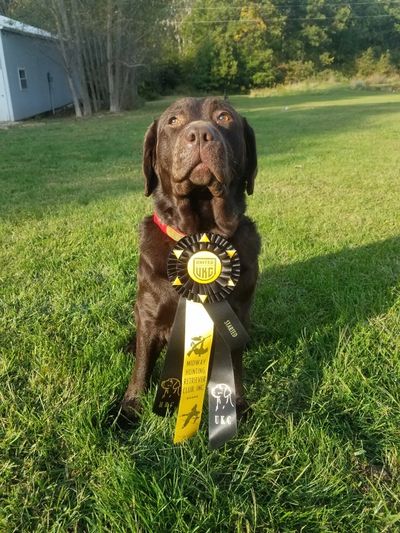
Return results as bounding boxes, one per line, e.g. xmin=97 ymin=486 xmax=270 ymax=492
xmin=143 ymin=97 xmax=257 ymax=202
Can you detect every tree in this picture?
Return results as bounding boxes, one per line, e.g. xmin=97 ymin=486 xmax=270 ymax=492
xmin=2 ymin=0 xmax=168 ymax=115
xmin=104 ymin=0 xmax=168 ymax=112
xmin=233 ymin=2 xmax=284 ymax=88
xmin=3 ymin=0 xmax=400 ymax=99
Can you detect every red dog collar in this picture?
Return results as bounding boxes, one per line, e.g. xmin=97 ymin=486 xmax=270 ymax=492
xmin=153 ymin=212 xmax=186 ymax=242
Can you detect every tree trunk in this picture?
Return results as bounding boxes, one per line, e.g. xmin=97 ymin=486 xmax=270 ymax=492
xmin=51 ymin=0 xmax=82 ymax=117
xmin=70 ymin=0 xmax=92 ymax=115
xmin=106 ymin=0 xmax=117 ymax=112
xmin=83 ymin=32 xmax=100 ymax=113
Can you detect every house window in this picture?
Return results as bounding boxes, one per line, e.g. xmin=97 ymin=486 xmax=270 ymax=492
xmin=18 ymin=68 xmax=28 ymax=90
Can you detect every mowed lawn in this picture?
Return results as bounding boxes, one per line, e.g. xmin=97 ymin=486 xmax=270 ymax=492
xmin=1 ymin=86 xmax=399 ymax=532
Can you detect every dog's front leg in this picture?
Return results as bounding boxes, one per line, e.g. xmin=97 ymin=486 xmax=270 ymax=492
xmin=121 ymin=313 xmax=165 ymax=419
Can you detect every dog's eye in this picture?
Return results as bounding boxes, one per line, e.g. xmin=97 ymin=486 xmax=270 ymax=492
xmin=216 ymin=111 xmax=232 ymax=123
xmin=168 ymin=116 xmax=178 ymax=125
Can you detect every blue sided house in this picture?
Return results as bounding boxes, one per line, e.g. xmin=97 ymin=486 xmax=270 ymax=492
xmin=0 ymin=15 xmax=73 ymax=121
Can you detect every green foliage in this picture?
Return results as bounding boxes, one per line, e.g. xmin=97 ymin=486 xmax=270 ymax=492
xmin=284 ymin=60 xmax=316 ymax=84
xmin=3 ymin=0 xmax=400 ymax=95
xmin=356 ymin=48 xmax=397 ymax=78
xmin=184 ymin=41 xmax=216 ymax=91
xmin=163 ymin=0 xmax=400 ymax=93
xmin=356 ymin=48 xmax=379 ymax=77
xmin=139 ymin=58 xmax=183 ymax=99
xmin=210 ymin=37 xmax=238 ymax=90
xmin=376 ymin=51 xmax=396 ymax=76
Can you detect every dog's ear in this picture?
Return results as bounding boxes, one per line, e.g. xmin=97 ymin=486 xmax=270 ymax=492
xmin=242 ymin=117 xmax=257 ymax=195
xmin=143 ymin=120 xmax=158 ymax=197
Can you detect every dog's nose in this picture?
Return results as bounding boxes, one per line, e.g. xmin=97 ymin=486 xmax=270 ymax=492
xmin=185 ymin=122 xmax=214 ymax=145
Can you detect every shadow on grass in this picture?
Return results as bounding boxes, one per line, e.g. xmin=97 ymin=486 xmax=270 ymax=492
xmin=248 ymin=235 xmax=399 ymax=457
xmin=254 ymin=236 xmax=400 ymax=345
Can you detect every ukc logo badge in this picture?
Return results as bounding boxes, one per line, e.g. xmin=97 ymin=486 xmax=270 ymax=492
xmin=187 ymin=251 xmax=222 ymax=284
xmin=167 ymin=232 xmax=240 ymax=304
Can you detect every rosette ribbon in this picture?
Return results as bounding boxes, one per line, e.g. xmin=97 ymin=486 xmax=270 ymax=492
xmin=153 ymin=233 xmax=249 ymax=449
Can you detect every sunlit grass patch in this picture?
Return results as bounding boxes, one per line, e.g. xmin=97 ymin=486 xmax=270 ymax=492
xmin=1 ymin=86 xmax=399 ymax=531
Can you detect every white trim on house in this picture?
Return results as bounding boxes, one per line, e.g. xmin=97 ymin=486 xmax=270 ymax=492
xmin=0 ymin=15 xmax=55 ymax=40
xmin=0 ymin=33 xmax=13 ymax=121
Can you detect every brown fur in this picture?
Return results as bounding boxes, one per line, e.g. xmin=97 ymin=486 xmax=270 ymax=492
xmin=121 ymin=97 xmax=260 ymax=420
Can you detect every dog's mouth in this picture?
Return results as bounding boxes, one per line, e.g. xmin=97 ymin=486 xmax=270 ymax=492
xmin=178 ymin=158 xmax=223 ymax=183
xmin=174 ymin=160 xmax=227 ymax=198
xmin=189 ymin=162 xmax=213 ymax=186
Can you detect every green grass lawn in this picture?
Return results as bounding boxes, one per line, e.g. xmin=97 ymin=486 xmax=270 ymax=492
xmin=1 ymin=86 xmax=399 ymax=532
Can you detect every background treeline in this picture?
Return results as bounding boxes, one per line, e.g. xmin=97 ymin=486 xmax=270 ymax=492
xmin=1 ymin=0 xmax=400 ymax=115
xmin=161 ymin=0 xmax=400 ymax=94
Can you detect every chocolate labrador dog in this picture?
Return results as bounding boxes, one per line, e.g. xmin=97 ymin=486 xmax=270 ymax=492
xmin=121 ymin=97 xmax=260 ymax=420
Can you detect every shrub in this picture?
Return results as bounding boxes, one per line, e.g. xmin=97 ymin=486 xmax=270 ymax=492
xmin=355 ymin=48 xmax=377 ymax=77
xmin=284 ymin=60 xmax=315 ymax=83
xmin=355 ymin=48 xmax=397 ymax=78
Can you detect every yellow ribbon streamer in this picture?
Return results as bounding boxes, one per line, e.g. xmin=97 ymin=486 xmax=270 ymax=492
xmin=173 ymin=300 xmax=214 ymax=444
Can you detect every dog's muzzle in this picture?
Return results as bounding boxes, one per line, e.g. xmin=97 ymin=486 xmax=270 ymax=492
xmin=172 ymin=121 xmax=230 ymax=196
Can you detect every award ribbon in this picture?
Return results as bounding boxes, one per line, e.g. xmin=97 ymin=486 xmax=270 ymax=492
xmin=153 ymin=232 xmax=249 ymax=449
xmin=174 ymin=300 xmax=214 ymax=443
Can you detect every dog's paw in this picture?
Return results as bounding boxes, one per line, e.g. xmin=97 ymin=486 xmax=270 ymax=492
xmin=114 ymin=397 xmax=142 ymax=429
xmin=237 ymin=398 xmax=252 ymax=421
xmin=124 ymin=335 xmax=136 ymax=356
xmin=121 ymin=396 xmax=142 ymax=417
